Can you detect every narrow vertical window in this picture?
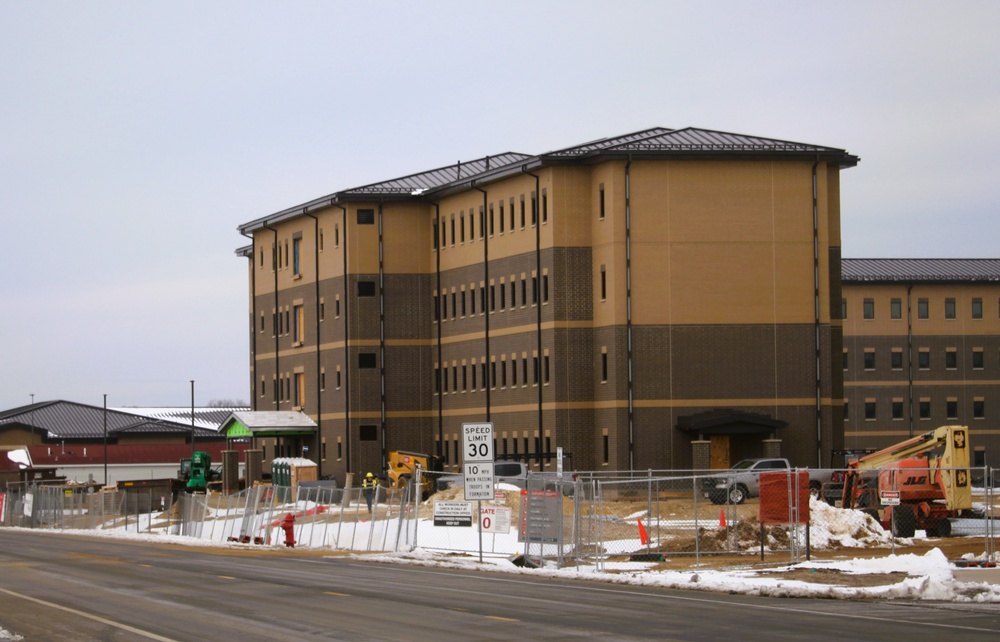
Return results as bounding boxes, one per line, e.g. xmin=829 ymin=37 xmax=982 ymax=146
xmin=460 ymin=215 xmax=465 ymax=242
xmin=863 ymin=298 xmax=874 ymax=320
xmin=918 ymin=298 xmax=929 ymax=319
xmin=972 ymin=298 xmax=983 ymax=319
xmin=509 ymin=197 xmax=515 ymax=230
xmin=450 ymin=215 xmax=455 ymax=246
xmin=599 ymin=183 xmax=605 ymax=220
xmin=489 ymin=205 xmax=494 ymax=236
xmin=890 ymin=298 xmax=901 ymax=320
xmin=292 ymin=237 xmax=301 ymax=275
xmin=497 ymin=203 xmax=503 ymax=233
xmin=520 ymin=195 xmax=526 ymax=228
xmin=543 ymin=274 xmax=549 ymax=303
xmin=600 ymin=266 xmax=607 ymax=300
xmin=945 ymin=298 xmax=956 ymax=319
xmin=531 ymin=191 xmax=537 ymax=226
xmin=601 ymin=351 xmax=608 ymax=382
xmin=541 ymin=188 xmax=548 ymax=223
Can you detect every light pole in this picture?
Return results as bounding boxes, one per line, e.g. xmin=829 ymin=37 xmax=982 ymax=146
xmin=103 ymin=394 xmax=108 ymax=487
xmin=190 ymin=380 xmax=195 ymax=456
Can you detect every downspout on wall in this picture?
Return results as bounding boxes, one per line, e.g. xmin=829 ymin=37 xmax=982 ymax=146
xmin=335 ymin=205 xmax=351 ymax=475
xmin=262 ymin=222 xmax=280 ymax=459
xmin=906 ymin=283 xmax=914 ymax=437
xmin=624 ymin=157 xmax=635 ymax=471
xmin=811 ymin=159 xmax=823 ymax=467
xmin=304 ymin=212 xmax=322 ymax=477
xmin=377 ymin=201 xmax=387 ymax=469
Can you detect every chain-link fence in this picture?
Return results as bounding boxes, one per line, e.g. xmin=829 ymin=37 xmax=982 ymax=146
xmin=2 ymin=466 xmax=997 ymax=569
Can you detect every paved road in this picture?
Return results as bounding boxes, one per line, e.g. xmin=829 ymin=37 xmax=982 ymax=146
xmin=1 ymin=530 xmax=999 ymax=641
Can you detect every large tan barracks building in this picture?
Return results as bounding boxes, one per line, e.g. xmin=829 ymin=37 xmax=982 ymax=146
xmin=236 ymin=127 xmax=859 ymax=481
xmin=842 ymin=259 xmax=1000 ymax=468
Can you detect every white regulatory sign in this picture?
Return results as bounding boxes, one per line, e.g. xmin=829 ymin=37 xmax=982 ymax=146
xmin=464 ymin=461 xmax=495 ymax=501
xmin=462 ymin=422 xmax=495 ymax=462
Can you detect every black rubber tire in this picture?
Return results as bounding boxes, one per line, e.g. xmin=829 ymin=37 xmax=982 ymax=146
xmin=891 ymin=504 xmax=916 ymax=538
xmin=728 ymin=485 xmax=748 ymax=505
xmin=709 ymin=490 xmax=726 ymax=505
xmin=929 ymin=518 xmax=952 ymax=538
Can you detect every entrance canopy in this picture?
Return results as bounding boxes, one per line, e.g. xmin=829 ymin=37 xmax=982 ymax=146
xmin=220 ymin=411 xmax=317 ymax=439
xmin=676 ymin=409 xmax=786 ymax=437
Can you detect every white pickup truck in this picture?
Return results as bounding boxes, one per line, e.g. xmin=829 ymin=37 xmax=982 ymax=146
xmin=701 ymin=458 xmax=841 ymax=505
xmin=435 ymin=461 xmax=572 ymax=494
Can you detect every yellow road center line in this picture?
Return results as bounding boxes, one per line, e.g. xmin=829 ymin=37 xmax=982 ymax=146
xmin=485 ymin=615 xmax=519 ymax=622
xmin=324 ymin=591 xmax=351 ymax=597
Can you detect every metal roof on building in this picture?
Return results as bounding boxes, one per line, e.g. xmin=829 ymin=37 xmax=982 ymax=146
xmin=0 ymin=400 xmax=223 ymax=440
xmin=842 ymin=258 xmax=1000 ymax=283
xmin=237 ymin=127 xmax=858 ymax=236
xmin=113 ymin=407 xmax=247 ymax=432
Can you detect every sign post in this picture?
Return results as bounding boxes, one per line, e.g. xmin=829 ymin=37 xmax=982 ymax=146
xmin=462 ymin=422 xmax=494 ymax=563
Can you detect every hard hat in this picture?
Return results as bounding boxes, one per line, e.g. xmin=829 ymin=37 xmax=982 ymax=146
xmin=366 ymin=472 xmax=374 ymax=478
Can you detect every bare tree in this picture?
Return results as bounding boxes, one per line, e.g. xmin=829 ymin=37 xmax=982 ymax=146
xmin=207 ymin=398 xmax=248 ymax=408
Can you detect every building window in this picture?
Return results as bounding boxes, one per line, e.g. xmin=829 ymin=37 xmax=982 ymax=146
xmin=918 ymin=298 xmax=929 ymax=320
xmin=972 ymin=298 xmax=983 ymax=319
xmin=360 ymin=425 xmax=378 ymax=441
xmin=490 ymin=361 xmax=497 ymax=389
xmin=293 ymin=237 xmax=301 ymax=276
xmin=501 ymin=360 xmax=507 ymax=388
xmin=511 ymin=357 xmax=517 ymax=386
xmin=842 ymin=350 xmax=848 ymax=371
xmin=319 ymin=300 xmax=325 ymax=322
xmin=500 ymin=282 xmax=506 ymax=310
xmin=544 ymin=355 xmax=550 ymax=384
xmin=521 ymin=278 xmax=527 ymax=307
xmin=433 ymin=292 xmax=439 ymax=322
xmin=359 ymin=353 xmax=377 ymax=369
xmin=918 ymin=350 xmax=930 ymax=370
xmin=863 ymin=298 xmax=874 ymax=320
xmin=441 ymin=218 xmax=447 ymax=247
xmin=863 ymin=350 xmax=875 ymax=370
xmin=442 ymin=366 xmax=448 ymax=392
xmin=973 ymin=349 xmax=984 ymax=369
xmin=891 ymin=351 xmax=903 ymax=370
xmin=489 ymin=205 xmax=494 ymax=236
xmin=533 ymin=356 xmax=539 ymax=384
xmin=530 ymin=192 xmax=538 ymax=226
xmin=599 ymin=184 xmax=605 ymax=220
xmin=946 ymin=399 xmax=958 ymax=420
xmin=336 ymin=368 xmax=342 ymax=389
xmin=945 ymin=298 xmax=956 ymax=320
xmin=601 ymin=351 xmax=608 ymax=382
xmin=450 ymin=215 xmax=456 ymax=245
xmin=335 ymin=296 xmax=341 ymax=318
xmin=481 ymin=362 xmax=487 ymax=390
xmin=541 ymin=189 xmax=548 ymax=224
xmin=522 ymin=357 xmax=528 ymax=385
xmin=358 ymin=281 xmax=376 ymax=297
xmin=600 ymin=266 xmax=607 ymax=301
xmin=451 ymin=291 xmax=457 ymax=319
xmin=841 ymin=298 xmax=847 ymax=319
xmin=293 ymin=304 xmax=304 ymax=344
xmin=461 ymin=290 xmax=467 ymax=317
xmin=460 ymin=215 xmax=466 ymax=242
xmin=890 ymin=298 xmax=901 ymax=320
xmin=946 ymin=349 xmax=957 ymax=370
xmin=471 ymin=363 xmax=476 ymax=390
xmin=452 ymin=365 xmax=458 ymax=392
xmin=974 ymin=399 xmax=985 ymax=419
xmin=864 ymin=400 xmax=876 ymax=420
xmin=892 ymin=399 xmax=903 ymax=420
xmin=543 ymin=274 xmax=549 ymax=303
xmin=490 ymin=284 xmax=496 ymax=312
xmin=919 ymin=400 xmax=931 ymax=419
xmin=357 ymin=209 xmax=375 ymax=225
xmin=532 ymin=276 xmax=538 ymax=304
xmin=335 ymin=224 xmax=340 ymax=247
xmin=295 ymin=372 xmax=305 ymax=408
xmin=496 ymin=203 xmax=502 ymax=234
xmin=469 ymin=211 xmax=475 ymax=240
xmin=432 ymin=220 xmax=439 ymax=250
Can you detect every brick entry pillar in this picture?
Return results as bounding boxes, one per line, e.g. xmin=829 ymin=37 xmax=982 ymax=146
xmin=762 ymin=439 xmax=782 ymax=459
xmin=221 ymin=450 xmax=239 ymax=495
xmin=691 ymin=440 xmax=711 ymax=471
xmin=245 ymin=449 xmax=263 ymax=487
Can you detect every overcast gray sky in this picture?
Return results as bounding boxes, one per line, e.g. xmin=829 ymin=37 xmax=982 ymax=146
xmin=2 ymin=1 xmax=997 ymax=411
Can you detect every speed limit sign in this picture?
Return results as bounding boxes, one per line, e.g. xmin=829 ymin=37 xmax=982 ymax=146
xmin=462 ymin=422 xmax=494 ymax=462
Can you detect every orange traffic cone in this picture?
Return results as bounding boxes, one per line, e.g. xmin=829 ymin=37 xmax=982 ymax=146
xmin=719 ymin=509 xmax=727 ymax=528
xmin=638 ymin=519 xmax=649 ymax=545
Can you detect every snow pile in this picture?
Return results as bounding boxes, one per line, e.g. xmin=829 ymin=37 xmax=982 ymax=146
xmin=807 ymin=496 xmax=893 ymax=548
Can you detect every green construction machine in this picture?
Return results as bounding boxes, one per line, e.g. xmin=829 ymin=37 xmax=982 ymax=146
xmin=178 ymin=451 xmax=221 ymax=493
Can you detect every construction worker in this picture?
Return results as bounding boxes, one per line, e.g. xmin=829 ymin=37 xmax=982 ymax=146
xmin=361 ymin=472 xmax=379 ymax=513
